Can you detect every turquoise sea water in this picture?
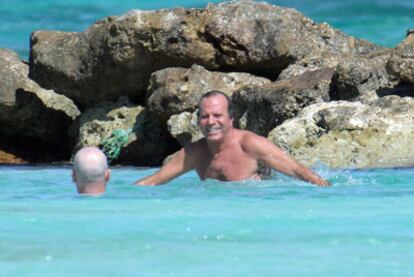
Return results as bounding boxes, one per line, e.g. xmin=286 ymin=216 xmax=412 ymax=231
xmin=1 ymin=0 xmax=414 ymax=60
xmin=1 ymin=166 xmax=414 ymax=276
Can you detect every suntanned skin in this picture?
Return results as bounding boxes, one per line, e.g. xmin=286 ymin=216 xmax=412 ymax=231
xmin=136 ymin=93 xmax=330 ymax=186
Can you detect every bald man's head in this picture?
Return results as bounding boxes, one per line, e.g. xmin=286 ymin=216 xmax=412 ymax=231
xmin=72 ymin=147 xmax=110 ymax=195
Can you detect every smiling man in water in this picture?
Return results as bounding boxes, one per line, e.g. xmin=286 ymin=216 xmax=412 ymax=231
xmin=135 ymin=90 xmax=329 ymax=186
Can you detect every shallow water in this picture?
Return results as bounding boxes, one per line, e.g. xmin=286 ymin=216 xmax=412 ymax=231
xmin=1 ymin=0 xmax=414 ymax=60
xmin=1 ymin=166 xmax=414 ymax=276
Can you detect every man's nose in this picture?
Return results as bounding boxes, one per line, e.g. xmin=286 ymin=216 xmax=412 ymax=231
xmin=206 ymin=115 xmax=215 ymax=124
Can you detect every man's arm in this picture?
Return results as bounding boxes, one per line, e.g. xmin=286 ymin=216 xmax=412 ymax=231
xmin=134 ymin=148 xmax=193 ymax=186
xmin=243 ymin=133 xmax=330 ymax=186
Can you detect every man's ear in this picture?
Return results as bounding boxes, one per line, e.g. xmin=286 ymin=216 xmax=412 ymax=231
xmin=72 ymin=169 xmax=77 ymax=183
xmin=105 ymin=169 xmax=111 ymax=182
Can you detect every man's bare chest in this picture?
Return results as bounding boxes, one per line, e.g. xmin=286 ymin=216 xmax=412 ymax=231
xmin=195 ymin=149 xmax=258 ymax=181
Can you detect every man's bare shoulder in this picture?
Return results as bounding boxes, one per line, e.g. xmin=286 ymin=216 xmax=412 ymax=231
xmin=238 ymin=129 xmax=277 ymax=154
xmin=239 ymin=129 xmax=268 ymax=143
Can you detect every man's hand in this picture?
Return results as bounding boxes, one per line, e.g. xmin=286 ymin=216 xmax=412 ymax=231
xmin=134 ymin=177 xmax=160 ymax=186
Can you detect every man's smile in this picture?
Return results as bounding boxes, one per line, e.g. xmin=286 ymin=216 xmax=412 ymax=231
xmin=206 ymin=126 xmax=222 ymax=134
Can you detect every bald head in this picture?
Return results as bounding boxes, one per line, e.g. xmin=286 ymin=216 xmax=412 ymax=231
xmin=72 ymin=147 xmax=110 ymax=194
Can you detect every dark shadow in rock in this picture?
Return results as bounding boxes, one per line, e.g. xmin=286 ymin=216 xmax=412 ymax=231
xmin=377 ymin=81 xmax=414 ymax=98
xmin=0 ymin=135 xmax=71 ymax=164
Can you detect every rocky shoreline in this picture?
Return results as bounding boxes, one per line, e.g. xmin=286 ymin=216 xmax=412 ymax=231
xmin=1 ymin=0 xmax=413 ymax=168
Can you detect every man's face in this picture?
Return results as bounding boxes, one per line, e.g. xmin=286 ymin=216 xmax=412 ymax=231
xmin=198 ymin=94 xmax=233 ymax=142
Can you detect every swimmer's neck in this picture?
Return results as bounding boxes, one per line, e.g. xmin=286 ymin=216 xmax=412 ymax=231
xmin=77 ymin=182 xmax=106 ymax=195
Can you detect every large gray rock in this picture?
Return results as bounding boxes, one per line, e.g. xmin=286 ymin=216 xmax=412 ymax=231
xmin=201 ymin=1 xmax=380 ymax=75
xmin=268 ymin=96 xmax=414 ymax=168
xmin=279 ymin=51 xmax=393 ymax=102
xmin=387 ymin=33 xmax=414 ymax=84
xmin=0 ymin=49 xmax=27 ymax=106
xmin=147 ymin=64 xmax=270 ymax=126
xmin=233 ymin=68 xmax=333 ymax=136
xmin=331 ymin=52 xmax=392 ymax=101
xmin=278 ymin=54 xmax=342 ymax=80
xmin=29 ymin=24 xmax=128 ymax=107
xmin=29 ymin=1 xmax=381 ymax=107
xmin=74 ymin=97 xmax=179 ymax=165
xmin=0 ymin=48 xmax=80 ymax=148
xmin=167 ymin=110 xmax=202 ymax=146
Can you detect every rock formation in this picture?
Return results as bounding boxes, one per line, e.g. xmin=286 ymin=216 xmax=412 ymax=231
xmin=268 ymin=96 xmax=414 ymax=168
xmin=73 ymin=97 xmax=178 ymax=165
xmin=0 ymin=0 xmax=413 ymax=168
xmin=0 ymin=49 xmax=80 ymax=162
xmin=387 ymin=32 xmax=414 ymax=84
xmin=233 ymin=68 xmax=334 ymax=135
xmin=147 ymin=64 xmax=270 ymax=127
xmin=29 ymin=0 xmax=379 ymax=107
